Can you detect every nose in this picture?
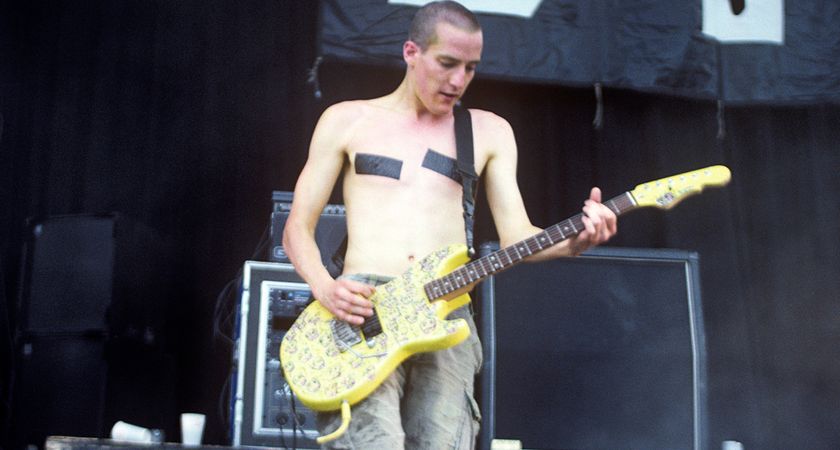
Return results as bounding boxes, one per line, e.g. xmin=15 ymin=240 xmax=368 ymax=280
xmin=449 ymin=66 xmax=467 ymax=89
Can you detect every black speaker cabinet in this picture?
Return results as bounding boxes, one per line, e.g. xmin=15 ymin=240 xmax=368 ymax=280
xmin=9 ymin=214 xmax=177 ymax=448
xmin=475 ymin=244 xmax=707 ymax=450
xmin=16 ymin=213 xmax=170 ymax=336
xmin=269 ymin=191 xmax=346 ymax=277
xmin=8 ymin=335 xmax=108 ymax=449
xmin=231 ymin=261 xmax=318 ymax=448
xmin=18 ymin=214 xmax=117 ymax=333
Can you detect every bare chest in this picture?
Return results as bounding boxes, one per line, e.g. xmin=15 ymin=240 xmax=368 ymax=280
xmin=346 ymin=119 xmax=463 ymax=185
xmin=345 ymin=114 xmax=484 ymax=185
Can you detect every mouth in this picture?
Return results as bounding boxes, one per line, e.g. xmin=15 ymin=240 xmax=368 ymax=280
xmin=440 ymin=92 xmax=459 ymax=101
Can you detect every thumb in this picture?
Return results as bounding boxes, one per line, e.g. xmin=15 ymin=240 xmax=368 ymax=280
xmin=589 ymin=187 xmax=602 ymax=203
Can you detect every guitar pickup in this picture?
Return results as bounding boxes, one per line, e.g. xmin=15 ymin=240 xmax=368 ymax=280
xmin=361 ymin=311 xmax=383 ymax=345
xmin=330 ymin=319 xmax=362 ymax=352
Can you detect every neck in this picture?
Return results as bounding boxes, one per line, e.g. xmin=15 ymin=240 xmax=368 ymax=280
xmin=389 ymin=76 xmax=453 ymax=123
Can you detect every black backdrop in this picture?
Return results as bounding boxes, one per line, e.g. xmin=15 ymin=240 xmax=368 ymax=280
xmin=2 ymin=1 xmax=840 ymax=449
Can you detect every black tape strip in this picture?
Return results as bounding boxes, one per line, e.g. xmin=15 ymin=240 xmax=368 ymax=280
xmin=421 ymin=149 xmax=460 ymax=182
xmin=354 ymin=153 xmax=403 ymax=180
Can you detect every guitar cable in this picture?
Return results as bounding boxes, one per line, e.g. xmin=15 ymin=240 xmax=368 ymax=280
xmin=289 ymin=386 xmax=326 ymax=449
xmin=214 ymin=221 xmax=271 ymax=443
xmin=287 ymin=391 xmax=298 ymax=449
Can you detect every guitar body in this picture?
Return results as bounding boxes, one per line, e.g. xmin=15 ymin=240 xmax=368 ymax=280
xmin=279 ymin=243 xmax=474 ymax=412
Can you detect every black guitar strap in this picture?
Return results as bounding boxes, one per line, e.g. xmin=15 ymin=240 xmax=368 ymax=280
xmin=454 ymin=104 xmax=479 ymax=258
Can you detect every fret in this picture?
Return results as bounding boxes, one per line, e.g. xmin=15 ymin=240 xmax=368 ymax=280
xmin=559 ymin=222 xmax=571 ymax=238
xmin=477 ymin=258 xmax=489 ymax=277
xmin=474 ymin=259 xmax=485 ymax=276
xmin=613 ymin=195 xmax=627 ymax=213
xmin=458 ymin=267 xmax=470 ymax=285
xmin=467 ymin=265 xmax=477 ymax=281
xmin=517 ymin=241 xmax=532 ymax=257
xmin=427 ymin=282 xmax=439 ymax=299
xmin=460 ymin=268 xmax=471 ymax=284
xmin=453 ymin=271 xmax=464 ymax=288
xmin=479 ymin=256 xmax=490 ymax=272
xmin=622 ymin=192 xmax=637 ymax=211
xmin=501 ymin=248 xmax=514 ymax=266
xmin=547 ymin=224 xmax=562 ymax=243
xmin=444 ymin=275 xmax=455 ymax=291
xmin=492 ymin=252 xmax=502 ymax=268
xmin=489 ymin=254 xmax=502 ymax=271
xmin=534 ymin=233 xmax=546 ymax=250
xmin=435 ymin=278 xmax=446 ymax=295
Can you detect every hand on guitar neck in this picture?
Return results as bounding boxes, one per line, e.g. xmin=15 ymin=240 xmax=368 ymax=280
xmin=553 ymin=186 xmax=618 ymax=259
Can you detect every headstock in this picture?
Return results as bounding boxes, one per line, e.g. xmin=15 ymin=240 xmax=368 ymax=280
xmin=630 ymin=165 xmax=731 ymax=209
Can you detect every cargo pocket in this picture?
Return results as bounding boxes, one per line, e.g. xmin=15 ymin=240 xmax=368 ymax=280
xmin=465 ymin=389 xmax=482 ymax=448
xmin=451 ymin=389 xmax=483 ymax=450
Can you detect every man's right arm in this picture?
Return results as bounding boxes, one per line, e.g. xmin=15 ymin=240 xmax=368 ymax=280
xmin=282 ymin=103 xmax=374 ymax=325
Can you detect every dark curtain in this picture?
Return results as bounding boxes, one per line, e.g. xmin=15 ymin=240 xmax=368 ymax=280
xmin=2 ymin=1 xmax=840 ymax=449
xmin=1 ymin=0 xmax=320 ymax=444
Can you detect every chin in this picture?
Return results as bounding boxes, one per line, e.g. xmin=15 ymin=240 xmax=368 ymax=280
xmin=431 ymin=102 xmax=455 ymax=115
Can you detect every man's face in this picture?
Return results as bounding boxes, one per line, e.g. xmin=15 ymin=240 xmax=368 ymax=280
xmin=407 ymin=22 xmax=482 ymax=115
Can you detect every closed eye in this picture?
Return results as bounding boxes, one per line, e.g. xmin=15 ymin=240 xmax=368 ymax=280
xmin=439 ymin=59 xmax=457 ymax=69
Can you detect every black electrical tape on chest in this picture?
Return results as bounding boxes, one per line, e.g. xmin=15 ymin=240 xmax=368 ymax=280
xmin=355 ymin=153 xmax=403 ymax=180
xmin=421 ymin=149 xmax=460 ymax=182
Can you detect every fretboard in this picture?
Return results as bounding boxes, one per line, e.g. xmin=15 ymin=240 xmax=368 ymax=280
xmin=424 ymin=191 xmax=638 ymax=300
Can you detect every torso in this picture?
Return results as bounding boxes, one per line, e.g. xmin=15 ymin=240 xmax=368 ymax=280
xmin=337 ymin=97 xmax=493 ymax=277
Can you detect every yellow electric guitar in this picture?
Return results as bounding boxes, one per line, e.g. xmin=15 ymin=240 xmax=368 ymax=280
xmin=279 ymin=165 xmax=731 ymax=442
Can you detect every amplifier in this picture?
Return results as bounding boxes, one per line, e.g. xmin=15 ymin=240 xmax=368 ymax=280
xmin=231 ymin=261 xmax=318 ymax=448
xmin=475 ymin=244 xmax=708 ymax=450
xmin=269 ymin=191 xmax=346 ymax=276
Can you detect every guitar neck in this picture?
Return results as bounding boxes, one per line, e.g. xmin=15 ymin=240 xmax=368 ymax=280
xmin=424 ymin=191 xmax=638 ymax=300
xmin=423 ymin=164 xmax=733 ymax=300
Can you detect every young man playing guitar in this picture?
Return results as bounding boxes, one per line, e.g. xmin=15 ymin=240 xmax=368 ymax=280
xmin=283 ymin=1 xmax=618 ymax=448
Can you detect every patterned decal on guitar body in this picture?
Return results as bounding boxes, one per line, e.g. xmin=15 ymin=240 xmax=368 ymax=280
xmin=280 ymin=244 xmax=472 ymax=411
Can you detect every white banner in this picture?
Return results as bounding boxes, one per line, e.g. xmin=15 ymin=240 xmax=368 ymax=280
xmin=702 ymin=0 xmax=784 ymax=44
xmin=389 ymin=0 xmax=543 ymax=18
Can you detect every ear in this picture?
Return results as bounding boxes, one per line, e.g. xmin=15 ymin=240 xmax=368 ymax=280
xmin=403 ymin=40 xmax=421 ymax=65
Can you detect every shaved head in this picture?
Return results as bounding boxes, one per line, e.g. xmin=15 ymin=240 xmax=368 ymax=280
xmin=408 ymin=1 xmax=481 ymax=50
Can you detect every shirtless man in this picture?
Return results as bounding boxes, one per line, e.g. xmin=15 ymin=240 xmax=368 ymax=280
xmin=282 ymin=2 xmax=617 ymax=448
